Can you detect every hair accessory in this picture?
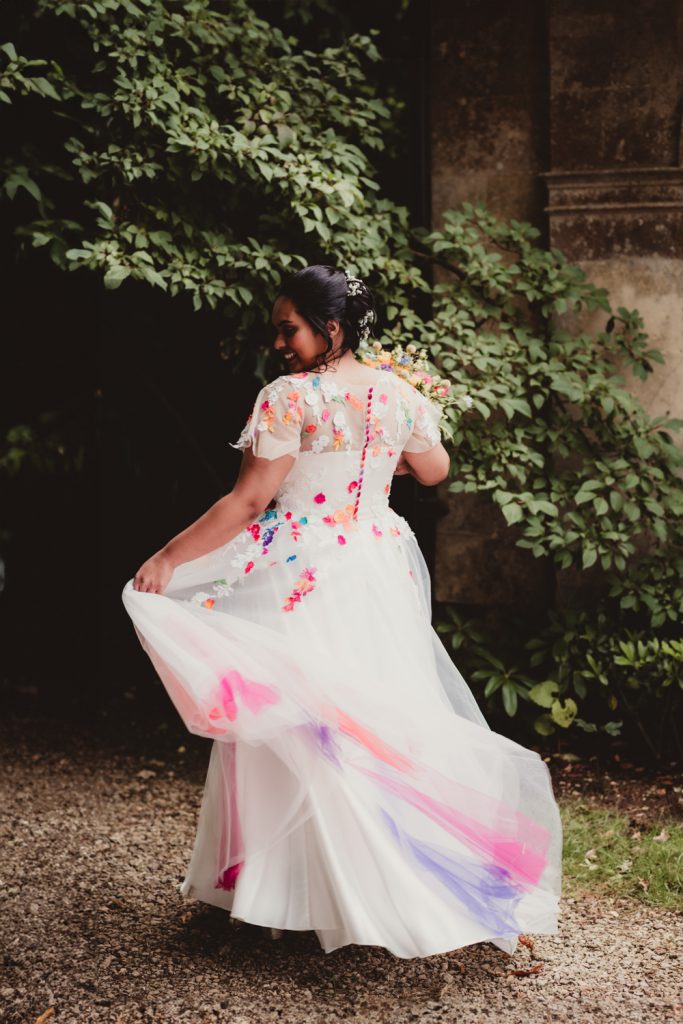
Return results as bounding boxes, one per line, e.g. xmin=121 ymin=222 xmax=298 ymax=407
xmin=356 ymin=308 xmax=376 ymax=343
xmin=344 ymin=269 xmax=365 ymax=297
xmin=343 ymin=270 xmax=375 ymax=340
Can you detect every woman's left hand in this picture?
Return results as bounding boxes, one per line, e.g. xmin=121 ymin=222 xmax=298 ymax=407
xmin=132 ymin=551 xmax=175 ymax=594
xmin=393 ymin=455 xmax=413 ymax=477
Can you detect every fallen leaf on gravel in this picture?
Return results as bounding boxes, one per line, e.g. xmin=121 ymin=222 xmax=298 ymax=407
xmin=584 ymin=848 xmax=599 ymax=869
xmin=135 ymin=770 xmax=157 ymax=780
xmin=518 ymin=934 xmax=534 ymax=951
xmin=508 ymin=964 xmax=544 ymax=977
xmin=32 ymin=1010 xmax=54 ymax=1024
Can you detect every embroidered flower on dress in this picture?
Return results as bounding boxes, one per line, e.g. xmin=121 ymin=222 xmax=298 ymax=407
xmin=332 ymin=427 xmax=346 ymax=451
xmin=345 ymin=392 xmax=365 ymax=411
xmin=311 ymin=435 xmax=330 ymax=454
xmin=283 ymin=567 xmax=318 ymax=612
xmin=322 ymin=503 xmax=356 ymax=527
xmin=255 ymin=400 xmax=275 ymax=434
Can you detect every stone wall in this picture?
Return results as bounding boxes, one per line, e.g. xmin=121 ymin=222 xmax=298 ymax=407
xmin=429 ymin=0 xmax=683 ymax=611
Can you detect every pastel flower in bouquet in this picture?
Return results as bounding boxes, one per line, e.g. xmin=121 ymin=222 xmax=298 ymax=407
xmin=356 ymin=338 xmax=473 ymax=418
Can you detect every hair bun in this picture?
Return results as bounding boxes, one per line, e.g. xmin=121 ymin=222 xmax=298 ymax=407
xmin=277 ymin=263 xmax=378 ymax=365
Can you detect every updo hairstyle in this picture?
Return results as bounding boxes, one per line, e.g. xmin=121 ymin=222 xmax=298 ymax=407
xmin=276 ymin=264 xmax=377 ymax=370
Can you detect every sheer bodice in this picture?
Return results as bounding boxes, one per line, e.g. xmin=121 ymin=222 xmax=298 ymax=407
xmin=229 ymin=369 xmax=442 ymax=526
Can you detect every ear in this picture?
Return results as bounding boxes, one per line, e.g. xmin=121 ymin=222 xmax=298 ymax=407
xmin=326 ymin=318 xmax=341 ymax=338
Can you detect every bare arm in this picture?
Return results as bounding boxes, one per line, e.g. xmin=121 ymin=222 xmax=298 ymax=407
xmin=132 ymin=447 xmax=297 ymax=592
xmin=400 ymin=442 xmax=451 ymax=486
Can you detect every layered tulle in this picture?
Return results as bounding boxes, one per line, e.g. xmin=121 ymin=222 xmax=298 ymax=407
xmin=121 ymin=500 xmax=562 ymax=958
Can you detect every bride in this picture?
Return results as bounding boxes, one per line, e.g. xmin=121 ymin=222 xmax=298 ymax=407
xmin=122 ymin=265 xmax=562 ymax=959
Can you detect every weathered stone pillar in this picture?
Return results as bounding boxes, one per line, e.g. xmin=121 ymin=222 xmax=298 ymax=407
xmin=429 ymin=0 xmax=553 ymax=615
xmin=543 ymin=0 xmax=683 ymax=422
xmin=429 ymin=0 xmax=683 ymax=612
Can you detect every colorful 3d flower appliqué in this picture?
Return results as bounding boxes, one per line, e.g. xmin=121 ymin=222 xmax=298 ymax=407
xmin=254 ymin=399 xmax=275 ymax=434
xmin=332 ymin=426 xmax=346 ymax=451
xmin=345 ymin=391 xmax=365 ymax=411
xmin=282 ymin=567 xmax=318 ymax=612
xmin=322 ymin=503 xmax=356 ymax=527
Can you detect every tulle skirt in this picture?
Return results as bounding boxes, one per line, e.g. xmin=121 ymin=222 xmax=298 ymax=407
xmin=121 ymin=505 xmax=562 ymax=958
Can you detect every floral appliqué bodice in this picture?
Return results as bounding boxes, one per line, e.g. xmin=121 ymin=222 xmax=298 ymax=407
xmin=190 ymin=369 xmax=443 ymax=614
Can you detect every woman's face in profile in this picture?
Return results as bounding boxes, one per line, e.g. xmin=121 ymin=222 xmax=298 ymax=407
xmin=271 ymin=295 xmax=341 ymax=372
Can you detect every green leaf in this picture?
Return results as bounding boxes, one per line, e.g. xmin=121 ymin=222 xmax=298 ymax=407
xmin=501 ymin=682 xmax=518 ymax=717
xmin=582 ymin=545 xmax=598 ymax=569
xmin=550 ymin=697 xmax=577 ymax=728
xmin=528 ymin=680 xmax=560 ymax=708
xmin=103 ymin=265 xmax=131 ymax=289
xmin=533 ymin=714 xmax=556 ymax=736
xmin=502 ymin=503 xmax=523 ymax=526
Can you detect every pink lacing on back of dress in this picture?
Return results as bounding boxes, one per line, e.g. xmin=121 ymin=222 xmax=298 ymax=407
xmin=352 ymin=386 xmax=374 ymax=521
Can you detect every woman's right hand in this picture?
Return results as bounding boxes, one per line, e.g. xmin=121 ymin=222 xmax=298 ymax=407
xmin=132 ymin=550 xmax=176 ymax=594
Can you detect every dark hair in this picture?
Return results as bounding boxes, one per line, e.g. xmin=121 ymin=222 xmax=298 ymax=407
xmin=276 ymin=264 xmax=377 ymax=372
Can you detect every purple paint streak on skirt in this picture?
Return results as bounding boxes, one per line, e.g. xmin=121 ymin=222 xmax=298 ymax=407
xmin=379 ymin=808 xmax=522 ymax=938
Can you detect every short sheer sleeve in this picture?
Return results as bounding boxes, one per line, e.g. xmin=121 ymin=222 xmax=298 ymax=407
xmin=402 ymin=394 xmax=443 ymax=454
xmin=228 ymin=377 xmax=303 ymax=461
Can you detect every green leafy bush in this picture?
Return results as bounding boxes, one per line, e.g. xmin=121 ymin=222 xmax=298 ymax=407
xmin=423 ymin=206 xmax=683 ymax=758
xmin=1 ymin=0 xmax=420 ymax=357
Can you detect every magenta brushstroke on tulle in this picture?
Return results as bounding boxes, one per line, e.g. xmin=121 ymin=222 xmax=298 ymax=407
xmin=358 ymin=765 xmax=550 ymax=888
xmin=219 ymin=669 xmax=280 ymax=720
xmin=216 ymin=860 xmax=244 ymax=890
xmin=379 ymin=808 xmax=522 ymax=938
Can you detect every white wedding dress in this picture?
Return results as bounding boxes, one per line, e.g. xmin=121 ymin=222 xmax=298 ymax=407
xmin=121 ymin=367 xmax=562 ymax=959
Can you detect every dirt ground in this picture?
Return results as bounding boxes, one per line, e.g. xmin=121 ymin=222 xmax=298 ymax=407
xmin=1 ymin=703 xmax=681 ymax=1024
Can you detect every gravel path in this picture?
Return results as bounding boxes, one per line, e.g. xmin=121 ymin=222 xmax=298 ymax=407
xmin=1 ymin=713 xmax=681 ymax=1024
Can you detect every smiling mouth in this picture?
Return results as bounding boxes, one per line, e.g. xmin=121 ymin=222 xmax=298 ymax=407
xmin=282 ymin=352 xmax=297 ymax=361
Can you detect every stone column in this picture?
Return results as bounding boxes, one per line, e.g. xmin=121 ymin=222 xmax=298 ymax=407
xmin=429 ymin=0 xmax=554 ymax=617
xmin=429 ymin=0 xmax=683 ymax=614
xmin=542 ymin=0 xmax=683 ymax=422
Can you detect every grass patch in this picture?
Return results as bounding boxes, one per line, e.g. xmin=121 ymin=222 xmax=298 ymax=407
xmin=559 ymin=798 xmax=683 ymax=911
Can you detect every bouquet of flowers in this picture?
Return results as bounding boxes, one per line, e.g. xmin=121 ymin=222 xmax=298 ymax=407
xmin=356 ymin=338 xmax=473 ymax=418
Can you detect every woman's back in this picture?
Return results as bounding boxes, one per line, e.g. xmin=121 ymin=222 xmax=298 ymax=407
xmin=229 ymin=368 xmax=442 ymax=525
